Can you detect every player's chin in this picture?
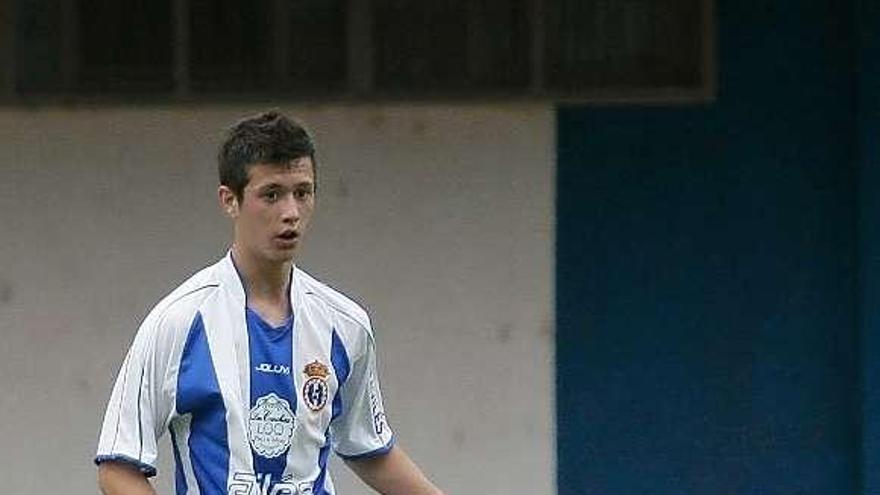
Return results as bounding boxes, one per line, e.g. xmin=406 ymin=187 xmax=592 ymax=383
xmin=267 ymin=244 xmax=298 ymax=262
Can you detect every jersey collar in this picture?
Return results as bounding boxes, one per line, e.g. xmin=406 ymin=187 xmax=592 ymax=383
xmin=218 ymin=250 xmax=301 ymax=315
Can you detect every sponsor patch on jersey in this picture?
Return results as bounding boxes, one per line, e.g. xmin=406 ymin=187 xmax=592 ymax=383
xmin=230 ymin=472 xmax=298 ymax=495
xmin=302 ymin=360 xmax=330 ymax=411
xmin=248 ymin=393 xmax=296 ymax=458
xmin=255 ymin=362 xmax=291 ymax=375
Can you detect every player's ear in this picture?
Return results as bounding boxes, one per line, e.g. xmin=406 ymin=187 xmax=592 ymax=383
xmin=218 ymin=185 xmax=239 ymax=219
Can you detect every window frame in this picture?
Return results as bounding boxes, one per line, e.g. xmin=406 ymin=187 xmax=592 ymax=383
xmin=0 ymin=0 xmax=715 ymax=105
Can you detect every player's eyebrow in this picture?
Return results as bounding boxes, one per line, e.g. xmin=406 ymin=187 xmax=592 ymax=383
xmin=254 ymin=181 xmax=314 ymax=192
xmin=255 ymin=183 xmax=285 ymax=192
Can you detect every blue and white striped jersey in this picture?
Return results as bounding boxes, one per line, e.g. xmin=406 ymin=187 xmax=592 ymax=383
xmin=95 ymin=253 xmax=394 ymax=495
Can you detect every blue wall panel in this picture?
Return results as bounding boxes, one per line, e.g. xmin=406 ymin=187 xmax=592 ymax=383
xmin=859 ymin=0 xmax=880 ymax=492
xmin=557 ymin=1 xmax=859 ymax=493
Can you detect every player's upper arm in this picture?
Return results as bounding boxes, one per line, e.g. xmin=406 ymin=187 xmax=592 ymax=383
xmin=330 ymin=312 xmax=395 ymax=459
xmin=97 ymin=459 xmax=159 ymax=495
xmin=95 ymin=291 xmax=204 ymax=476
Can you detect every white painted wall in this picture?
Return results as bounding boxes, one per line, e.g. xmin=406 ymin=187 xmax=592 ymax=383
xmin=0 ymin=105 xmax=554 ymax=494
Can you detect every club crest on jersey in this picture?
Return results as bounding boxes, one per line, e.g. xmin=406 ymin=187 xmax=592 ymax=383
xmin=302 ymin=360 xmax=330 ymax=411
xmin=248 ymin=393 xmax=296 ymax=458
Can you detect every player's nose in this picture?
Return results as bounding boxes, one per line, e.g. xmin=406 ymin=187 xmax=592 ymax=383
xmin=280 ymin=194 xmax=300 ymax=222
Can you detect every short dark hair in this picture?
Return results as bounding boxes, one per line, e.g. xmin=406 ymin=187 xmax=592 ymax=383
xmin=218 ymin=110 xmax=316 ymax=199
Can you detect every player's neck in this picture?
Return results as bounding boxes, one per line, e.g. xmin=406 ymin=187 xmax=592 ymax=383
xmin=231 ymin=244 xmax=292 ymax=309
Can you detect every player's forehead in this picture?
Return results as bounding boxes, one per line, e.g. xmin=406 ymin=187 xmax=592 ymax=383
xmin=245 ymin=158 xmax=314 ymax=189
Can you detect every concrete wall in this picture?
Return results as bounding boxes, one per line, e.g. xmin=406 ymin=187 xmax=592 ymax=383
xmin=0 ymin=105 xmax=554 ymax=494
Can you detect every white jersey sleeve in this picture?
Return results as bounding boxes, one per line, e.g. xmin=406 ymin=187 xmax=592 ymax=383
xmin=331 ymin=316 xmax=395 ymax=459
xmin=95 ymin=292 xmax=196 ymax=476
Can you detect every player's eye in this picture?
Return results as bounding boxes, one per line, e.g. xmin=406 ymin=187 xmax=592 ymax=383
xmin=262 ymin=190 xmax=280 ymax=202
xmin=294 ymin=188 xmax=313 ymax=200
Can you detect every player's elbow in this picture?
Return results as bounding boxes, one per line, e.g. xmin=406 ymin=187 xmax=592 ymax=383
xmin=97 ymin=462 xmax=123 ymax=495
xmin=97 ymin=461 xmax=153 ymax=495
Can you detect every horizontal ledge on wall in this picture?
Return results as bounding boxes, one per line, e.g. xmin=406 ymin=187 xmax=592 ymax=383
xmin=0 ymin=88 xmax=716 ymax=109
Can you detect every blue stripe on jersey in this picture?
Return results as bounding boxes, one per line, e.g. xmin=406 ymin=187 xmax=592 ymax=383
xmin=330 ymin=329 xmax=350 ymax=421
xmin=314 ymin=329 xmax=351 ymax=494
xmin=169 ymin=427 xmax=188 ymax=495
xmin=177 ymin=312 xmax=229 ymax=495
xmin=246 ymin=308 xmax=295 ymax=487
xmin=311 ymin=441 xmax=333 ymax=495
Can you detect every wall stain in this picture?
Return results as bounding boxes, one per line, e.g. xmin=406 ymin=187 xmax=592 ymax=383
xmin=411 ymin=120 xmax=428 ymax=136
xmin=336 ymin=176 xmax=350 ymax=198
xmin=538 ymin=316 xmax=553 ymax=338
xmin=368 ymin=112 xmax=386 ymax=130
xmin=496 ymin=323 xmax=513 ymax=344
xmin=452 ymin=426 xmax=467 ymax=449
xmin=0 ymin=279 xmax=12 ymax=304
xmin=76 ymin=377 xmax=92 ymax=393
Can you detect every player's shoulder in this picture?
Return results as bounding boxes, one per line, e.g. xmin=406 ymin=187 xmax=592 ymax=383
xmin=295 ymin=267 xmax=372 ymax=335
xmin=141 ymin=261 xmax=223 ymax=334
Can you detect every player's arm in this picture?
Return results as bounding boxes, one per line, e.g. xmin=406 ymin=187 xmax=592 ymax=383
xmin=345 ymin=445 xmax=444 ymax=495
xmin=98 ymin=461 xmax=158 ymax=495
xmin=333 ymin=315 xmax=445 ymax=494
xmin=96 ymin=304 xmax=184 ymax=493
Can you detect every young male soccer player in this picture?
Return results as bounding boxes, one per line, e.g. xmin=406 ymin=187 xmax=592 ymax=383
xmin=95 ymin=111 xmax=444 ymax=495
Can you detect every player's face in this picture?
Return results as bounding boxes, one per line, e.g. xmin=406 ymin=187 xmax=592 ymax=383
xmin=221 ymin=158 xmax=316 ymax=264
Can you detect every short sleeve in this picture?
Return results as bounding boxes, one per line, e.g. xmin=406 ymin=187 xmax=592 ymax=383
xmin=331 ymin=326 xmax=395 ymax=459
xmin=95 ymin=310 xmax=182 ymax=476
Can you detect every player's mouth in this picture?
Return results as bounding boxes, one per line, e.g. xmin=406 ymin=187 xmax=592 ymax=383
xmin=274 ymin=230 xmax=299 ymax=247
